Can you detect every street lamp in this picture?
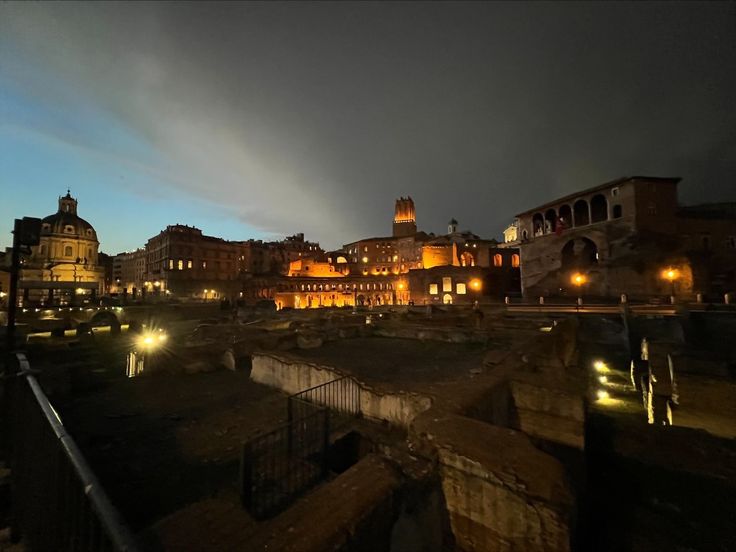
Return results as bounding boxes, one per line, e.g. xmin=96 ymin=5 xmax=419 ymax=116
xmin=571 ymin=272 xmax=587 ymax=310
xmin=470 ymin=279 xmax=482 ymax=291
xmin=661 ymin=267 xmax=679 ymax=300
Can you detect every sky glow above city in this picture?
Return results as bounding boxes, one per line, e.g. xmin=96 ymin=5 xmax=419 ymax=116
xmin=2 ymin=2 xmax=735 ymax=254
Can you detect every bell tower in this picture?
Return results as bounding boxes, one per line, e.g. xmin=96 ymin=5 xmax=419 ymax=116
xmin=58 ymin=189 xmax=78 ymax=215
xmin=393 ymin=197 xmax=417 ymax=237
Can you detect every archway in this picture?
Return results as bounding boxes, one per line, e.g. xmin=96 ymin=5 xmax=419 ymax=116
xmin=90 ymin=311 xmax=121 ymax=334
xmin=573 ymin=200 xmax=590 ymax=226
xmin=460 ymin=252 xmax=475 ymax=267
xmin=544 ymin=209 xmax=557 ymax=233
xmin=591 ymin=194 xmax=608 ymax=223
xmin=443 ymin=294 xmax=453 ymax=305
xmin=559 ymin=205 xmax=572 ymax=230
xmin=532 ymin=213 xmax=544 ymax=236
xmin=561 ymin=238 xmax=598 ymax=270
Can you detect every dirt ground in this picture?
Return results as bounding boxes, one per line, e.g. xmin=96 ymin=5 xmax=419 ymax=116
xmin=285 ymin=337 xmax=487 ymax=394
xmin=54 ymin=361 xmax=286 ymax=532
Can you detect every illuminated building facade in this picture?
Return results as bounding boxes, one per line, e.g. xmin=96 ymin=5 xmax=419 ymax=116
xmin=269 ymin=197 xmax=520 ymax=308
xmin=11 ymin=191 xmax=106 ymax=305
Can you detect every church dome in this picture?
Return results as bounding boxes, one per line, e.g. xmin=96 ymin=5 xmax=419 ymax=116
xmin=41 ymin=191 xmax=98 ymax=241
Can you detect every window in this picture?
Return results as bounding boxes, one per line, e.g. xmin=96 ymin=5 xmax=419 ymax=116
xmin=178 ymin=259 xmax=184 ymax=270
xmin=202 ymin=261 xmax=207 ymax=269
xmin=647 ymin=203 xmax=657 ymax=215
xmin=429 ymin=283 xmax=438 ymax=295
xmin=187 ymin=259 xmax=193 ymax=269
xmin=442 ymin=277 xmax=452 ymax=292
xmin=168 ymin=259 xmax=174 ymax=270
xmin=88 ymin=248 xmax=92 ymax=259
xmin=511 ymin=254 xmax=520 ymax=268
xmin=456 ymin=283 xmax=467 ymax=294
xmin=493 ymin=254 xmax=503 ymax=267
xmin=40 ymin=244 xmax=46 ymax=255
xmin=611 ymin=187 xmax=619 ymax=197
xmin=64 ymin=245 xmax=73 ymax=257
xmin=64 ymin=225 xmax=74 ymax=234
xmin=613 ymin=205 xmax=623 ymax=219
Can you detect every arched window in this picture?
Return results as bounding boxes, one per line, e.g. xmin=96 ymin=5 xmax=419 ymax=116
xmin=590 ymin=194 xmax=608 ymax=223
xmin=64 ymin=245 xmax=73 ymax=257
xmin=511 ymin=254 xmax=520 ymax=268
xmin=532 ymin=213 xmax=544 ymax=236
xmin=493 ymin=254 xmax=503 ymax=267
xmin=544 ymin=209 xmax=557 ymax=233
xmin=573 ymin=200 xmax=590 ymax=226
xmin=558 ymin=205 xmax=572 ymax=230
xmin=612 ymin=205 xmax=622 ymax=218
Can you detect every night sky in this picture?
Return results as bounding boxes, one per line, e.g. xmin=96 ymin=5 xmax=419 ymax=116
xmin=2 ymin=2 xmax=735 ymax=253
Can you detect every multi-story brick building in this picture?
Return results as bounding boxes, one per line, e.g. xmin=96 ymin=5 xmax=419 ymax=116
xmin=512 ymin=176 xmax=736 ymax=299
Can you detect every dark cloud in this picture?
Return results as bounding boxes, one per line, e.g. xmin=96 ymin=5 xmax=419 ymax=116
xmin=2 ymin=1 xmax=735 ymax=248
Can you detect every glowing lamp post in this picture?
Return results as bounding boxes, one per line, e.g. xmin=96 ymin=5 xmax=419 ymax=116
xmin=661 ymin=267 xmax=679 ymax=302
xmin=571 ymin=272 xmax=587 ymax=309
xmin=470 ymin=279 xmax=482 ymax=291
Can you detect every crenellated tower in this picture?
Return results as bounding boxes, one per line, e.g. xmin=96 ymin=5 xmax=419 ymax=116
xmin=393 ymin=196 xmax=417 ymax=237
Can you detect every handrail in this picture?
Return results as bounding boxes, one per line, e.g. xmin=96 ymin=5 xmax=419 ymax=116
xmin=11 ymin=352 xmax=139 ymax=551
xmin=289 ymin=375 xmax=348 ymax=400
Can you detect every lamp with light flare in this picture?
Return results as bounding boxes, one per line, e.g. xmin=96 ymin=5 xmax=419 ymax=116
xmin=470 ymin=279 xmax=482 ymax=291
xmin=571 ymin=273 xmax=587 ymax=286
xmin=136 ymin=329 xmax=168 ymax=351
xmin=593 ymin=360 xmax=610 ymax=373
xmin=596 ymin=390 xmax=610 ymax=400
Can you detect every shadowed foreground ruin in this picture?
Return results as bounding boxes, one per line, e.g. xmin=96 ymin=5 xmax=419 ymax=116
xmin=6 ymin=305 xmax=736 ymax=551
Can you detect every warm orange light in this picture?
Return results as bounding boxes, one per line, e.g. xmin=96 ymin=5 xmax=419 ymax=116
xmin=661 ymin=268 xmax=679 ymax=282
xmin=571 ymin=273 xmax=587 ymax=286
xmin=470 ymin=279 xmax=482 ymax=290
xmin=398 ymin=283 xmax=405 ymax=290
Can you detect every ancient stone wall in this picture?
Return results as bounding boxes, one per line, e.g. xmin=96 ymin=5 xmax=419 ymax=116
xmin=411 ymin=412 xmax=574 ymax=552
xmin=251 ymin=353 xmax=432 ymax=427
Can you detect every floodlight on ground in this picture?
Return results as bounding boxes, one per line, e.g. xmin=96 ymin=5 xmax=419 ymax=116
xmin=593 ymin=360 xmax=610 ymax=373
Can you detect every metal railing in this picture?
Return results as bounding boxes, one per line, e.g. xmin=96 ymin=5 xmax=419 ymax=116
xmin=240 ymin=376 xmax=362 ymax=519
xmin=3 ymin=353 xmax=138 ymax=551
xmin=240 ymin=406 xmax=328 ymax=519
xmin=288 ymin=376 xmax=361 ymax=429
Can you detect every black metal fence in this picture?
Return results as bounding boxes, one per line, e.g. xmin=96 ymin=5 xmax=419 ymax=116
xmin=240 ymin=404 xmax=328 ymax=519
xmin=3 ymin=353 xmax=138 ymax=551
xmin=240 ymin=376 xmax=361 ymax=519
xmin=288 ymin=376 xmax=361 ymax=429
